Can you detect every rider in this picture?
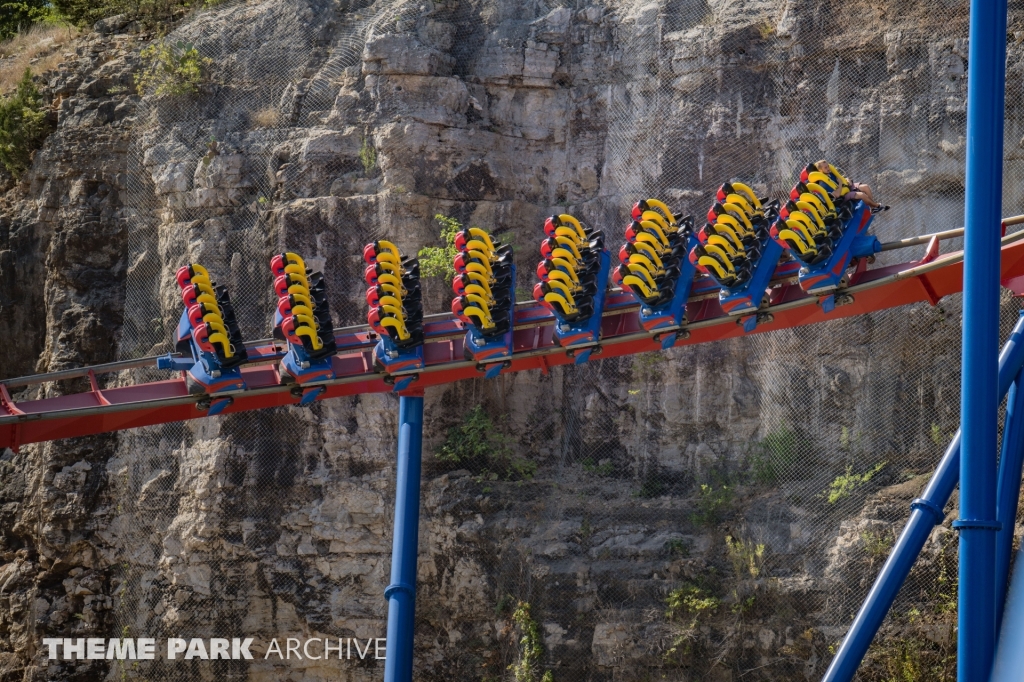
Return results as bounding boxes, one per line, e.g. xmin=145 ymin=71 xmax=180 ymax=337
xmin=815 ymin=160 xmax=890 ymax=212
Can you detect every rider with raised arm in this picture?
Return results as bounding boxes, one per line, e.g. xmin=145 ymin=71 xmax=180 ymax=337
xmin=814 ymin=160 xmax=890 ymax=212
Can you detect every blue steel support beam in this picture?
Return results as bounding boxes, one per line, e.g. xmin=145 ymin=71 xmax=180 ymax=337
xmin=958 ymin=0 xmax=1008 ymax=675
xmin=995 ymin=353 xmax=1024 ymax=632
xmin=992 ymin=530 xmax=1024 ymax=679
xmin=821 ymin=314 xmax=1024 ymax=682
xmin=384 ymin=393 xmax=425 ymax=682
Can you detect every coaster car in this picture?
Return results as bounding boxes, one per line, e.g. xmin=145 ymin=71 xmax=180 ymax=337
xmin=172 ymin=262 xmax=250 ymax=395
xmin=536 ymin=213 xmax=610 ymax=360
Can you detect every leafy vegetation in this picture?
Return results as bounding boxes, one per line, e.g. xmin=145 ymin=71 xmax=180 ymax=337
xmin=135 ymin=38 xmax=211 ymax=96
xmin=934 ymin=533 xmax=958 ymax=614
xmin=1 ymin=1 xmax=54 ymax=41
xmin=663 ymin=537 xmax=689 ymax=557
xmin=859 ymin=537 xmax=957 ymax=679
xmin=691 ymin=482 xmax=733 ymax=526
xmin=750 ymin=427 xmax=801 ymax=484
xmin=359 ymin=136 xmax=376 ymax=175
xmin=508 ymin=602 xmax=554 ymax=682
xmin=581 ymin=457 xmax=614 ymax=476
xmin=826 ymin=460 xmax=887 ymax=504
xmin=52 ymin=0 xmax=225 ymax=28
xmin=663 ymin=582 xmax=720 ymax=662
xmin=418 ymin=213 xmax=460 ymax=282
xmin=435 ymin=404 xmax=536 ymax=480
xmin=665 ymin=583 xmax=720 ymax=621
xmin=634 ymin=472 xmax=666 ymax=498
xmin=756 ymin=19 xmax=776 ymax=39
xmin=861 ymin=632 xmax=955 ymax=682
xmin=494 ymin=593 xmax=513 ymax=617
xmin=861 ymin=528 xmax=894 ymax=564
xmin=725 ymin=535 xmax=765 ymax=578
xmin=0 ymin=68 xmax=50 ymax=175
xmin=578 ymin=516 xmax=592 ymax=542
xmin=730 ymin=591 xmax=756 ymax=615
xmin=3 ymin=0 xmax=228 ymax=63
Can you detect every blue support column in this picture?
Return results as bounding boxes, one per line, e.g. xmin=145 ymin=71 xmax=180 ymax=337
xmin=995 ymin=358 xmax=1024 ymax=631
xmin=821 ymin=314 xmax=1024 ymax=682
xmin=384 ymin=393 xmax=424 ymax=682
xmin=957 ymin=0 xmax=1008 ymax=675
xmin=993 ymin=525 xmax=1024 ymax=679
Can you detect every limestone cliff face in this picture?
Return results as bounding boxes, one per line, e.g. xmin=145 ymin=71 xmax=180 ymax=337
xmin=0 ymin=0 xmax=1018 ymax=680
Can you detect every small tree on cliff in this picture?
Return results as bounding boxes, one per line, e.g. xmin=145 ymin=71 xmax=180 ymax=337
xmin=0 ymin=68 xmax=50 ymax=176
xmin=0 ymin=0 xmax=49 ymax=40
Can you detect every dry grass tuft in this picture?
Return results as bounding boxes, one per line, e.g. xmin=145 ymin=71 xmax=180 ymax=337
xmin=252 ymin=106 xmax=280 ymax=128
xmin=0 ymin=23 xmax=80 ymax=94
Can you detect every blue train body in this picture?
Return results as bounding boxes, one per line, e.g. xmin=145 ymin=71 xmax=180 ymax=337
xmin=272 ymin=307 xmax=336 ymax=397
xmin=463 ymin=264 xmax=516 ymax=378
xmin=718 ymin=236 xmax=785 ymax=318
xmin=167 ymin=309 xmax=246 ymax=414
xmin=372 ymin=337 xmax=425 ymax=392
xmin=797 ymin=201 xmax=881 ymax=294
xmin=551 ymin=250 xmax=611 ymax=364
xmin=632 ymin=233 xmax=700 ymax=349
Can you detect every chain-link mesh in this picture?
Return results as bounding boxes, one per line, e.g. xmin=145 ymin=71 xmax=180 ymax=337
xmin=104 ymin=0 xmax=1024 ymax=679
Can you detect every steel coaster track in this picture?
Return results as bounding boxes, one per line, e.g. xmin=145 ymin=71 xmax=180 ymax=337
xmin=3 ymin=221 xmax=1024 ymax=451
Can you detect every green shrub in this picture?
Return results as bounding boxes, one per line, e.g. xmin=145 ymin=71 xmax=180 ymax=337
xmin=665 ymin=583 xmax=719 ymax=621
xmin=756 ymin=19 xmax=775 ymax=39
xmin=730 ymin=592 xmax=756 ymax=615
xmin=634 ymin=473 xmax=666 ymax=498
xmin=53 ymin=0 xmax=223 ymax=27
xmin=1 ymin=1 xmax=50 ymax=40
xmin=581 ymin=457 xmax=614 ymax=476
xmin=417 ymin=214 xmax=460 ymax=282
xmin=359 ymin=137 xmax=376 ymax=175
xmin=826 ymin=460 xmax=887 ymax=504
xmin=435 ymin=405 xmax=535 ymax=480
xmin=929 ymin=422 xmax=951 ymax=446
xmin=135 ymin=38 xmax=211 ymax=96
xmin=48 ymin=0 xmax=104 ymax=26
xmin=861 ymin=528 xmax=894 ymax=563
xmin=862 ymin=633 xmax=955 ymax=682
xmin=508 ymin=602 xmax=554 ymax=682
xmin=663 ymin=580 xmax=721 ymax=663
xmin=725 ymin=535 xmax=765 ymax=578
xmin=691 ymin=482 xmax=732 ymax=526
xmin=663 ymin=537 xmax=690 ymax=558
xmin=0 ymin=68 xmax=50 ymax=175
xmin=750 ymin=427 xmax=801 ymax=484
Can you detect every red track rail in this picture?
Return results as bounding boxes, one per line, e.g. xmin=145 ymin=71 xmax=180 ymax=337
xmin=4 ymin=231 xmax=1024 ymax=451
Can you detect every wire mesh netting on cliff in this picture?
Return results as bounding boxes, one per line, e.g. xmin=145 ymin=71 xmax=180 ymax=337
xmin=108 ymin=0 xmax=1024 ymax=680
